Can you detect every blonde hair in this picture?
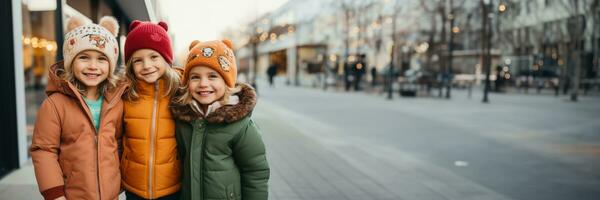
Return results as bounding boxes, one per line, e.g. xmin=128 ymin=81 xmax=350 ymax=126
xmin=59 ymin=52 xmax=118 ymax=96
xmin=123 ymin=57 xmax=180 ymax=101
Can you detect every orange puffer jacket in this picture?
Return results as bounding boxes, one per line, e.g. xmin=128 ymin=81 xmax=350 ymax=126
xmin=30 ymin=62 xmax=127 ymax=200
xmin=121 ymin=79 xmax=181 ymax=199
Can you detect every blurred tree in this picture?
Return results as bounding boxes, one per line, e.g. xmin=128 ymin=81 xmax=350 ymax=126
xmin=558 ymin=0 xmax=597 ymax=101
xmin=420 ymin=0 xmax=465 ymax=99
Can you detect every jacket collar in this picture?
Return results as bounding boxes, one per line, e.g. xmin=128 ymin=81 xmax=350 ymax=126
xmin=136 ymin=78 xmax=167 ymax=96
xmin=191 ymin=95 xmax=240 ymax=117
xmin=171 ymin=83 xmax=257 ymax=124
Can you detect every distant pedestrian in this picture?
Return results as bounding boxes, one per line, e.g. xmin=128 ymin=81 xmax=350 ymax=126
xmin=344 ymin=62 xmax=354 ymax=91
xmin=267 ymin=64 xmax=277 ymax=87
xmin=171 ymin=40 xmax=270 ymax=200
xmin=354 ymin=55 xmax=367 ymax=91
xmin=371 ymin=66 xmax=378 ymax=87
xmin=30 ymin=16 xmax=125 ymax=200
xmin=552 ymin=77 xmax=560 ymax=96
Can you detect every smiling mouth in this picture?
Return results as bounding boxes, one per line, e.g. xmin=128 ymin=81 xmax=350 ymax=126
xmin=195 ymin=91 xmax=214 ymax=96
xmin=141 ymin=71 xmax=157 ymax=76
xmin=83 ymin=72 xmax=101 ymax=79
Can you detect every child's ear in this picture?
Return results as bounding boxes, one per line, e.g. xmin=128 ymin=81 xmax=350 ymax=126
xmin=99 ymin=16 xmax=119 ymax=36
xmin=189 ymin=40 xmax=201 ymax=51
xmin=66 ymin=16 xmax=85 ymax=33
xmin=222 ymin=39 xmax=233 ymax=49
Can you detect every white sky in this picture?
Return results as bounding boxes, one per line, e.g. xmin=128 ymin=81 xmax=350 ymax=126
xmin=161 ymin=0 xmax=289 ymax=56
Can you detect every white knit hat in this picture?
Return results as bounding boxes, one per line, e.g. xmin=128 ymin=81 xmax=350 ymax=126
xmin=63 ymin=16 xmax=120 ymax=74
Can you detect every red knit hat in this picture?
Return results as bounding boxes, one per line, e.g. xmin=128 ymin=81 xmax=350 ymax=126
xmin=124 ymin=20 xmax=173 ymax=64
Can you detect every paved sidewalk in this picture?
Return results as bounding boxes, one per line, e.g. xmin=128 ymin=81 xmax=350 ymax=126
xmin=0 ymin=161 xmax=127 ymax=199
xmin=255 ymin=99 xmax=514 ymax=200
xmin=0 ymin=161 xmax=41 ymax=199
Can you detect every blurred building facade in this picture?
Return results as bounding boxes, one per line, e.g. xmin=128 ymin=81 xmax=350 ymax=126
xmin=495 ymin=0 xmax=599 ymax=92
xmin=224 ymin=0 xmax=599 ymax=92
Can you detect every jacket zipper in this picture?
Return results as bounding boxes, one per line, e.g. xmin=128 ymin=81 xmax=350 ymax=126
xmin=84 ymin=102 xmax=102 ymax=200
xmin=148 ymin=82 xmax=159 ymax=199
xmin=75 ymin=82 xmax=121 ymax=200
xmin=94 ymin=97 xmax=119 ymax=200
xmin=200 ymin=121 xmax=208 ymax=200
xmin=86 ymin=100 xmax=102 ymax=200
xmin=95 ymin=134 xmax=101 ymax=200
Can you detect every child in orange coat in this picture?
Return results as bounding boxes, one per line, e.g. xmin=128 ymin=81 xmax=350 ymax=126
xmin=30 ymin=16 xmax=126 ymax=200
xmin=120 ymin=20 xmax=182 ymax=200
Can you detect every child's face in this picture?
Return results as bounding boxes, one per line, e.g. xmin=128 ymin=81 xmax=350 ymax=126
xmin=131 ymin=49 xmax=168 ymax=84
xmin=72 ymin=50 xmax=109 ymax=90
xmin=188 ymin=66 xmax=226 ymax=106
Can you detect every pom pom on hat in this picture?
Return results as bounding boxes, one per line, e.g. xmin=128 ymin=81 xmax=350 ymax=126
xmin=221 ymin=39 xmax=233 ymax=49
xmin=129 ymin=20 xmax=142 ymax=31
xmin=188 ymin=40 xmax=201 ymax=51
xmin=99 ymin=16 xmax=119 ymax=36
xmin=66 ymin=16 xmax=86 ymax=33
xmin=158 ymin=21 xmax=169 ymax=31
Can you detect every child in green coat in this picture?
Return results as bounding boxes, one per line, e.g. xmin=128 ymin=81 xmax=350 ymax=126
xmin=170 ymin=39 xmax=269 ymax=200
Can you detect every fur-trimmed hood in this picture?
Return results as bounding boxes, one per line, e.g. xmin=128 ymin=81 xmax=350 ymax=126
xmin=171 ymin=83 xmax=257 ymax=124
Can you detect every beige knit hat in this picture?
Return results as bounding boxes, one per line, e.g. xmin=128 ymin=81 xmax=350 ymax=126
xmin=63 ymin=16 xmax=120 ymax=74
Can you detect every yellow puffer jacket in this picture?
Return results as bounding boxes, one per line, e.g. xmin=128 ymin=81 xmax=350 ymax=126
xmin=121 ymin=79 xmax=181 ymax=199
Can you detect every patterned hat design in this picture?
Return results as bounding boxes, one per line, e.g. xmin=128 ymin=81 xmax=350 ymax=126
xmin=184 ymin=39 xmax=237 ymax=88
xmin=63 ymin=16 xmax=120 ymax=75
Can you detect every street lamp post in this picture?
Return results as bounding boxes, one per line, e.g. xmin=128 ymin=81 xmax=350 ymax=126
xmin=388 ymin=49 xmax=395 ymax=100
xmin=482 ymin=0 xmax=493 ymax=103
xmin=446 ymin=11 xmax=455 ymax=99
xmin=388 ymin=4 xmax=398 ymax=100
xmin=250 ymin=25 xmax=259 ymax=93
xmin=386 ymin=0 xmax=403 ymax=100
xmin=388 ymin=41 xmax=396 ymax=100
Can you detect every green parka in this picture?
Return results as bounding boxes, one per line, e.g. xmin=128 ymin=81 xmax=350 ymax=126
xmin=171 ymin=83 xmax=269 ymax=200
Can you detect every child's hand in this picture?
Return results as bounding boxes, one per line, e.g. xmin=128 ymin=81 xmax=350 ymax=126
xmin=54 ymin=196 xmax=67 ymax=200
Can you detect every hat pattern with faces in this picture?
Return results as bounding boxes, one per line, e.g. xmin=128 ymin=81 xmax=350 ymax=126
xmin=184 ymin=39 xmax=237 ymax=88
